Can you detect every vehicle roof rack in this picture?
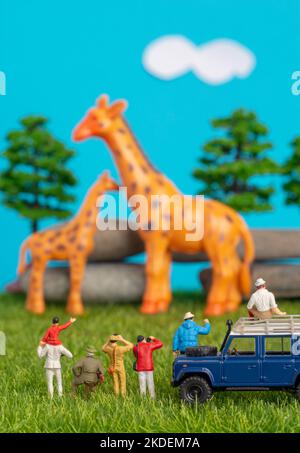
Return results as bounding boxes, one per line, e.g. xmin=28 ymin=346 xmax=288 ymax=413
xmin=232 ymin=315 xmax=300 ymax=335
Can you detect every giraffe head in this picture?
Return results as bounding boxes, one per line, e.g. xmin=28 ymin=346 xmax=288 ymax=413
xmin=72 ymin=95 xmax=127 ymax=141
xmin=96 ymin=170 xmax=119 ymax=194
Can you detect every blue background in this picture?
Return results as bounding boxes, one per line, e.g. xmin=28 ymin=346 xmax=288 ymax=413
xmin=0 ymin=0 xmax=300 ymax=290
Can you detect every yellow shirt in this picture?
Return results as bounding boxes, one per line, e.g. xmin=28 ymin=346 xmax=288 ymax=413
xmin=102 ymin=342 xmax=133 ymax=370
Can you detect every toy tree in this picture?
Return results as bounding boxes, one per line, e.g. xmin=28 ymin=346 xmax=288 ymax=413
xmin=282 ymin=137 xmax=300 ymax=206
xmin=0 ymin=116 xmax=77 ymax=232
xmin=193 ymin=109 xmax=279 ymax=212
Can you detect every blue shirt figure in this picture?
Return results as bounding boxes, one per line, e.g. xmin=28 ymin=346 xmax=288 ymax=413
xmin=173 ymin=312 xmax=211 ymax=354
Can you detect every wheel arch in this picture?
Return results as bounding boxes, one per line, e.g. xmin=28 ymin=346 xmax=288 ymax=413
xmin=294 ymin=373 xmax=300 ymax=387
xmin=178 ymin=370 xmax=213 ymax=387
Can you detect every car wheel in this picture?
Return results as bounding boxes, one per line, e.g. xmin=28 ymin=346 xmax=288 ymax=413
xmin=179 ymin=376 xmax=213 ymax=404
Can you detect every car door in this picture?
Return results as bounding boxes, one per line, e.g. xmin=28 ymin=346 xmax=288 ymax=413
xmin=262 ymin=336 xmax=295 ymax=385
xmin=222 ymin=336 xmax=260 ymax=385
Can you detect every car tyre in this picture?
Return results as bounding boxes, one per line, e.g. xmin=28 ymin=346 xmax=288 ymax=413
xmin=180 ymin=376 xmax=213 ymax=404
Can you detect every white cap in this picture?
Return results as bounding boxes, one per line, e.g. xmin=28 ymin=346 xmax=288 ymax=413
xmin=184 ymin=312 xmax=194 ymax=320
xmin=255 ymin=277 xmax=266 ymax=287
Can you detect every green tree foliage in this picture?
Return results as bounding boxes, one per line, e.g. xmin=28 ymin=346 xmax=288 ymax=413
xmin=282 ymin=137 xmax=300 ymax=207
xmin=193 ymin=109 xmax=280 ymax=213
xmin=0 ymin=116 xmax=77 ymax=232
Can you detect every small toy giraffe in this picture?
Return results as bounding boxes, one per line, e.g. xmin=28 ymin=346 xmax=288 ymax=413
xmin=73 ymin=95 xmax=255 ymax=316
xmin=17 ymin=171 xmax=119 ymax=315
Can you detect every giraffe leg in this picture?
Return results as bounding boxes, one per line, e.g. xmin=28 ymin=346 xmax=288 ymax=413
xmin=140 ymin=238 xmax=172 ymax=314
xmin=25 ymin=257 xmax=48 ymax=315
xmin=204 ymin=243 xmax=241 ymax=316
xmin=66 ymin=256 xmax=85 ymax=315
xmin=223 ymin=253 xmax=243 ymax=313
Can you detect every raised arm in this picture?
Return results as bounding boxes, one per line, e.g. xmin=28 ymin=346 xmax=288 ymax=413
xmin=118 ymin=335 xmax=133 ymax=352
xmin=196 ymin=320 xmax=211 ymax=335
xmin=58 ymin=318 xmax=76 ymax=332
xmin=149 ymin=337 xmax=163 ymax=350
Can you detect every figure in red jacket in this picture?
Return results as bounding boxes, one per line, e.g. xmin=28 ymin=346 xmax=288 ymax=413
xmin=133 ymin=335 xmax=163 ymax=399
xmin=41 ymin=316 xmax=76 ymax=346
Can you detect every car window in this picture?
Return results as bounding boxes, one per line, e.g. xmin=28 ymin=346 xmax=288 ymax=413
xmin=265 ymin=337 xmax=291 ymax=355
xmin=227 ymin=337 xmax=255 ymax=356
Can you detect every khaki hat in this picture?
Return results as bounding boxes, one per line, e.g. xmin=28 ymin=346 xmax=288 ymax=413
xmin=86 ymin=346 xmax=97 ymax=354
xmin=255 ymin=278 xmax=266 ymax=287
xmin=110 ymin=334 xmax=119 ymax=342
xmin=184 ymin=312 xmax=195 ymax=320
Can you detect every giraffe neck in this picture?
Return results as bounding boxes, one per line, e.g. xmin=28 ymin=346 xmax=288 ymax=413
xmin=104 ymin=117 xmax=162 ymax=195
xmin=73 ymin=186 xmax=103 ymax=227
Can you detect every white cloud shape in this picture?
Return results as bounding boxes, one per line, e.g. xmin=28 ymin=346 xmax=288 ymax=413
xmin=143 ymin=35 xmax=256 ymax=85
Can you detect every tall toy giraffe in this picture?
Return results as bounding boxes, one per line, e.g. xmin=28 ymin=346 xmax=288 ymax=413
xmin=17 ymin=171 xmax=119 ymax=315
xmin=73 ymin=95 xmax=255 ymax=316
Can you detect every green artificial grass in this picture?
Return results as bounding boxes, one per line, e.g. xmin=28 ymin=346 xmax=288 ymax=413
xmin=0 ymin=292 xmax=299 ymax=433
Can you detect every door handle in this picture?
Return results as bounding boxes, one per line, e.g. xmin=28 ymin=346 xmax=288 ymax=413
xmin=248 ymin=365 xmax=257 ymax=369
xmin=284 ymin=365 xmax=292 ymax=369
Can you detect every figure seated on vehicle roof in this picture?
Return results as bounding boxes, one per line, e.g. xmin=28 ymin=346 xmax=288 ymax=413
xmin=247 ymin=278 xmax=286 ymax=320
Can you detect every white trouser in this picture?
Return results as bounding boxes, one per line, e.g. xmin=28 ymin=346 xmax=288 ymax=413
xmin=138 ymin=371 xmax=155 ymax=399
xmin=46 ymin=368 xmax=63 ymax=397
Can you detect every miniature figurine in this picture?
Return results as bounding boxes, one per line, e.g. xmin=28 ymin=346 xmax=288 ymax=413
xmin=172 ymin=316 xmax=300 ymax=405
xmin=37 ymin=342 xmax=73 ymax=398
xmin=73 ymin=94 xmax=254 ymax=316
xmin=247 ymin=277 xmax=286 ymax=319
xmin=102 ymin=334 xmax=133 ymax=397
xmin=41 ymin=316 xmax=76 ymax=346
xmin=133 ymin=335 xmax=163 ymax=399
xmin=17 ymin=171 xmax=119 ymax=315
xmin=72 ymin=346 xmax=105 ymax=397
xmin=173 ymin=312 xmax=211 ymax=357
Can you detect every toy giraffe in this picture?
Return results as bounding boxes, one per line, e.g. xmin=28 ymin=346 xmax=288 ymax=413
xmin=73 ymin=95 xmax=255 ymax=316
xmin=17 ymin=171 xmax=119 ymax=315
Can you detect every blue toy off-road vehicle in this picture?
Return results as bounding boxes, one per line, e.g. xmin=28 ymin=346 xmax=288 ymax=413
xmin=172 ymin=316 xmax=300 ymax=404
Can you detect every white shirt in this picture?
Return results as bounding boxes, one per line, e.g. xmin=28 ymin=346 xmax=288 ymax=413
xmin=37 ymin=344 xmax=73 ymax=369
xmin=247 ymin=288 xmax=277 ymax=312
